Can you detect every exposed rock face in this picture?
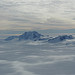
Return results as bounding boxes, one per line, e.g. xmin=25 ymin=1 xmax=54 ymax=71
xmin=5 ymin=36 xmax=19 ymax=41
xmin=19 ymin=31 xmax=43 ymax=41
xmin=48 ymin=35 xmax=74 ymax=43
xmin=5 ymin=31 xmax=74 ymax=43
xmin=5 ymin=31 xmax=43 ymax=41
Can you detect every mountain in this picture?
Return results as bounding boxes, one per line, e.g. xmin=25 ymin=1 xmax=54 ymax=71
xmin=5 ymin=31 xmax=74 ymax=43
xmin=19 ymin=31 xmax=43 ymax=41
xmin=5 ymin=36 xmax=19 ymax=41
xmin=5 ymin=31 xmax=43 ymax=41
xmin=48 ymin=35 xmax=74 ymax=43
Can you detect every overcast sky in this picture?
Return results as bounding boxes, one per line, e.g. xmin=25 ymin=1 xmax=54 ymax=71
xmin=0 ymin=0 xmax=75 ymax=31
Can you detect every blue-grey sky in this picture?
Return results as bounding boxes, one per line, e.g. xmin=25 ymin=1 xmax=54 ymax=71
xmin=0 ymin=0 xmax=75 ymax=30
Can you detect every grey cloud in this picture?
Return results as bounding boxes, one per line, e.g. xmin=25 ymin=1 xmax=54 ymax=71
xmin=0 ymin=0 xmax=75 ymax=30
xmin=43 ymin=18 xmax=71 ymax=27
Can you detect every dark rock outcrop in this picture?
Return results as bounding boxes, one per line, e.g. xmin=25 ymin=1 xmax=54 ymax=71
xmin=5 ymin=36 xmax=19 ymax=41
xmin=5 ymin=31 xmax=74 ymax=43
xmin=19 ymin=31 xmax=43 ymax=41
xmin=5 ymin=31 xmax=43 ymax=41
xmin=48 ymin=35 xmax=74 ymax=43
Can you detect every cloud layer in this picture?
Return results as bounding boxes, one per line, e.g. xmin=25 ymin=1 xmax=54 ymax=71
xmin=0 ymin=0 xmax=75 ymax=30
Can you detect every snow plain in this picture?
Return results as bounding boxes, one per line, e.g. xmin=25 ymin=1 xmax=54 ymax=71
xmin=0 ymin=36 xmax=75 ymax=75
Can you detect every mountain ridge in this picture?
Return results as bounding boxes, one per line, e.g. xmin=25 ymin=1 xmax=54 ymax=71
xmin=5 ymin=31 xmax=74 ymax=43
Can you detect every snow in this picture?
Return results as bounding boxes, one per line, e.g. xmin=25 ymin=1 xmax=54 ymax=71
xmin=48 ymin=35 xmax=74 ymax=43
xmin=5 ymin=31 xmax=74 ymax=44
xmin=5 ymin=31 xmax=43 ymax=41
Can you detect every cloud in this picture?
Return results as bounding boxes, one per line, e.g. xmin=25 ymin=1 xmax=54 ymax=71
xmin=0 ymin=0 xmax=75 ymax=30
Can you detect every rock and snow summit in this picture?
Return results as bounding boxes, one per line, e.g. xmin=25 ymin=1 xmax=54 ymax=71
xmin=5 ymin=31 xmax=74 ymax=43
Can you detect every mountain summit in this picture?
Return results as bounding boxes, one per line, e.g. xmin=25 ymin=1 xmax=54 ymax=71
xmin=5 ymin=31 xmax=74 ymax=43
xmin=5 ymin=31 xmax=43 ymax=41
xmin=19 ymin=31 xmax=43 ymax=40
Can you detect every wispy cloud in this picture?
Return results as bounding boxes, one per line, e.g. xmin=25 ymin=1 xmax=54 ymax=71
xmin=0 ymin=0 xmax=75 ymax=30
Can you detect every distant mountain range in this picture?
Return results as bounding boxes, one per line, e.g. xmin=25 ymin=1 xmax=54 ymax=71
xmin=5 ymin=31 xmax=74 ymax=43
xmin=5 ymin=31 xmax=43 ymax=41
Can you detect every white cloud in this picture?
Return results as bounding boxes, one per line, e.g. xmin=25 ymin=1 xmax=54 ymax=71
xmin=0 ymin=0 xmax=75 ymax=30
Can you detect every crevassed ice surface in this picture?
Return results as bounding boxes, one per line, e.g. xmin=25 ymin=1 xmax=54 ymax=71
xmin=0 ymin=38 xmax=75 ymax=75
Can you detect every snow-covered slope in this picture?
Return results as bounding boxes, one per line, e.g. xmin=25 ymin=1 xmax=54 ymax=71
xmin=19 ymin=31 xmax=43 ymax=41
xmin=5 ymin=36 xmax=19 ymax=41
xmin=5 ymin=31 xmax=43 ymax=41
xmin=48 ymin=35 xmax=74 ymax=43
xmin=5 ymin=31 xmax=74 ymax=44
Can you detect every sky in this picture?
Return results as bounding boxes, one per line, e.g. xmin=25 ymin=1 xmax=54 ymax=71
xmin=0 ymin=0 xmax=75 ymax=31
